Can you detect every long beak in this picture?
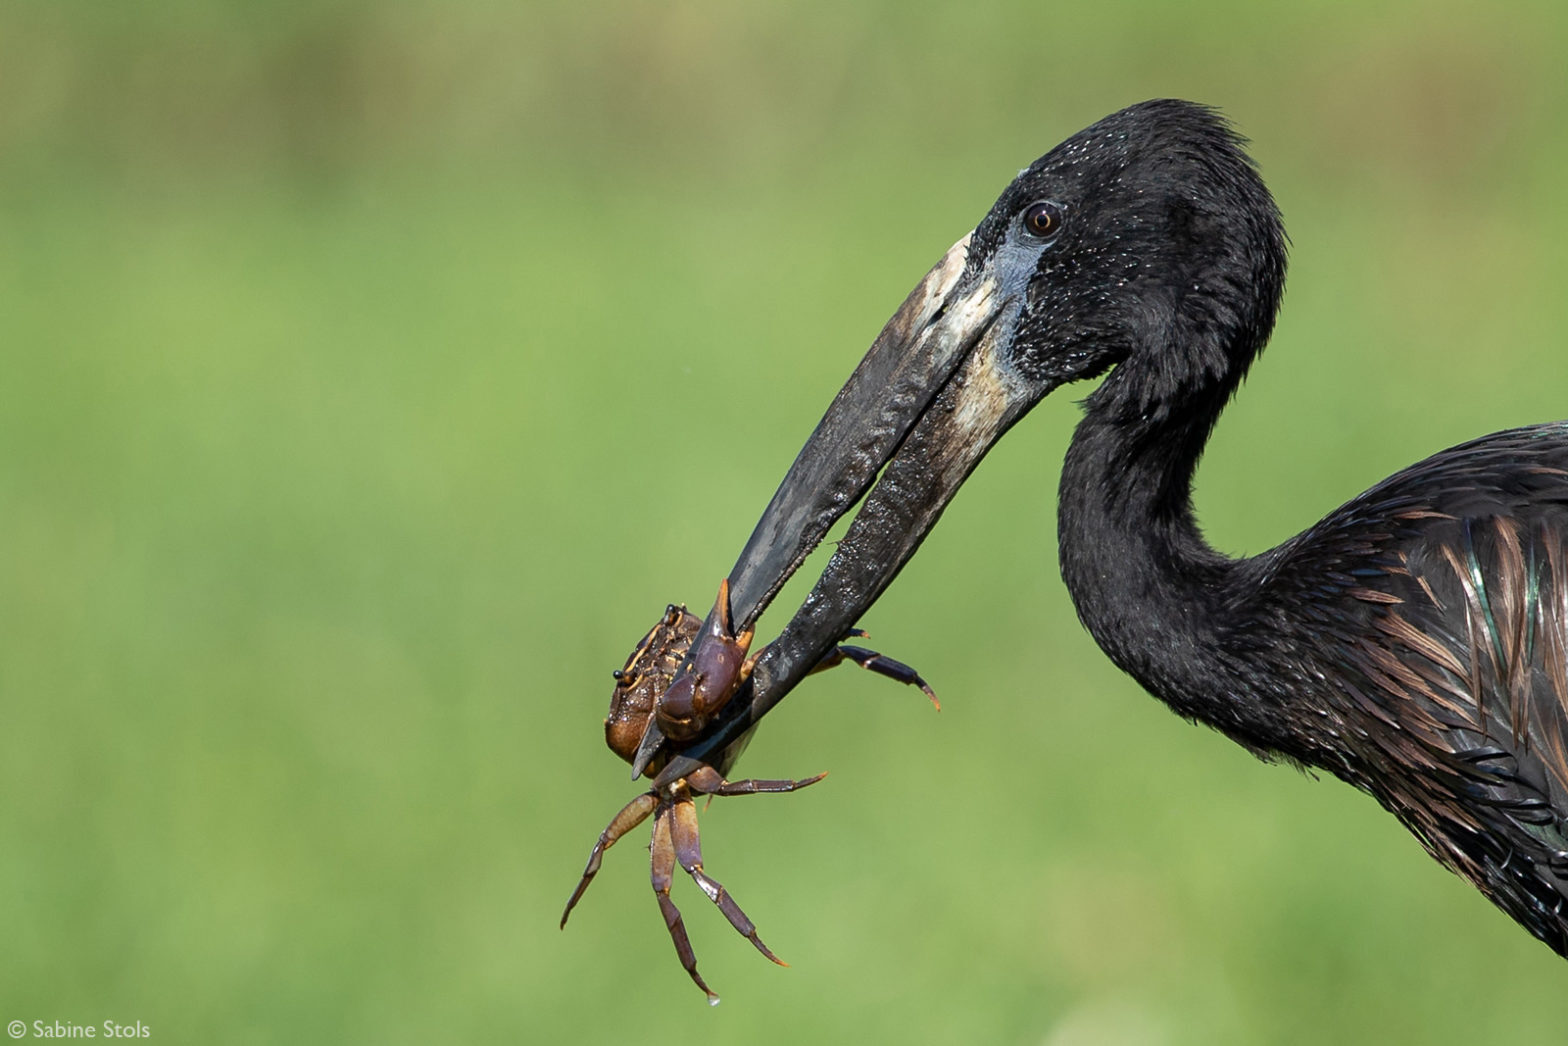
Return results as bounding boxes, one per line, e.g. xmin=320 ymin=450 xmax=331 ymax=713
xmin=638 ymin=231 xmax=1058 ymax=783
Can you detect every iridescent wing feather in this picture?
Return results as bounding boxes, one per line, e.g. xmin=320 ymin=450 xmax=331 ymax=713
xmin=1255 ymin=423 xmax=1568 ymax=951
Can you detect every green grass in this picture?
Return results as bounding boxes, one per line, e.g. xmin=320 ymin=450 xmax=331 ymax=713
xmin=4 ymin=1 xmax=1568 ymax=1042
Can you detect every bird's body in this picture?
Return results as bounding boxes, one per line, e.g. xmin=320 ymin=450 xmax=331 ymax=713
xmin=1295 ymin=438 xmax=1568 ymax=951
xmin=1064 ymin=391 xmax=1568 ymax=952
xmin=649 ymin=99 xmax=1568 ymax=959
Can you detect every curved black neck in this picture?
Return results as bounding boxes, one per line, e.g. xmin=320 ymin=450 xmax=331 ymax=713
xmin=1056 ymin=378 xmax=1278 ymax=747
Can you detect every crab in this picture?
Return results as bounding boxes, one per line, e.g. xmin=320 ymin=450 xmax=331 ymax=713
xmin=560 ymin=579 xmax=937 ymax=1003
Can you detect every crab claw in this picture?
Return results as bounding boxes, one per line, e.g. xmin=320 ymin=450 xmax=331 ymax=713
xmin=654 ymin=580 xmax=754 ymax=743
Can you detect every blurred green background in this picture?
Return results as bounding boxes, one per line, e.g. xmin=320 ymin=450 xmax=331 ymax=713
xmin=5 ymin=0 xmax=1568 ymax=1042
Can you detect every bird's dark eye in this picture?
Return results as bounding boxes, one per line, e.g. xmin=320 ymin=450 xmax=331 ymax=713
xmin=1023 ymin=200 xmax=1063 ymax=239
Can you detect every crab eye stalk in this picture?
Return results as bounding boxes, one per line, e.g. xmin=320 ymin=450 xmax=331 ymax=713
xmin=1022 ymin=200 xmax=1063 ymax=239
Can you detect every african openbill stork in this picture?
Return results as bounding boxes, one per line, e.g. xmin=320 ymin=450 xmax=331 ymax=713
xmin=638 ymin=99 xmax=1568 ymax=956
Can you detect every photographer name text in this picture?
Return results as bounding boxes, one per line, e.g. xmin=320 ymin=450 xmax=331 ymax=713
xmin=7 ymin=1021 xmax=150 ymax=1039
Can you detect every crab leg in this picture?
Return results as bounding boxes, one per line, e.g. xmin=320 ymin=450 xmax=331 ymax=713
xmin=667 ymin=789 xmax=788 ymax=967
xmin=560 ymin=790 xmax=657 ymax=928
xmin=685 ymin=766 xmax=828 ymax=797
xmin=811 ymin=643 xmax=940 ymax=709
xmin=651 ymin=802 xmax=721 ymax=1004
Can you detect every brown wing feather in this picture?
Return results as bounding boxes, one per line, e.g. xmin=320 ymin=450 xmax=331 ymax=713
xmin=1333 ymin=516 xmax=1568 ymax=950
xmin=1254 ymin=425 xmax=1568 ymax=953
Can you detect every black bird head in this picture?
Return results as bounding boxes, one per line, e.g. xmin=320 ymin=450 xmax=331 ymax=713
xmin=642 ymin=99 xmax=1291 ymax=782
xmin=968 ymin=99 xmax=1286 ymax=423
